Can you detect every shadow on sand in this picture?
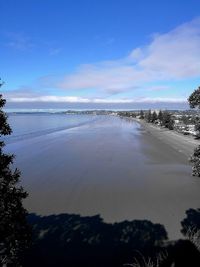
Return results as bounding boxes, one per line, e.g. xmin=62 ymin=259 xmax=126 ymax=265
xmin=21 ymin=211 xmax=200 ymax=267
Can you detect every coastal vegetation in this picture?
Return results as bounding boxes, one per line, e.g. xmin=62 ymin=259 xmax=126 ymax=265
xmin=0 ymin=81 xmax=30 ymax=266
xmin=23 ymin=213 xmax=168 ymax=267
xmin=188 ymin=86 xmax=200 ymax=176
xmin=190 ymin=146 xmax=200 ymax=177
xmin=21 ymin=211 xmax=200 ymax=267
xmin=117 ymin=109 xmax=175 ymax=130
xmin=143 ymin=110 xmax=174 ymax=130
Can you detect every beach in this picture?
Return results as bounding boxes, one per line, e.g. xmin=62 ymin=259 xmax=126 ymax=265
xmin=5 ymin=114 xmax=200 ymax=240
xmin=137 ymin=118 xmax=200 ymax=158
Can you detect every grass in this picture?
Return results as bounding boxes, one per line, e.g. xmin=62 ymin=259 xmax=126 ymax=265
xmin=186 ymin=227 xmax=200 ymax=252
xmin=124 ymin=251 xmax=168 ymax=267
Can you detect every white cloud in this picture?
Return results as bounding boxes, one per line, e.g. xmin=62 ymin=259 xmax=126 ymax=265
xmin=138 ymin=18 xmax=200 ymax=79
xmin=6 ymin=95 xmax=186 ymax=104
xmin=56 ymin=18 xmax=200 ymax=93
xmin=5 ymin=17 xmax=200 ymax=107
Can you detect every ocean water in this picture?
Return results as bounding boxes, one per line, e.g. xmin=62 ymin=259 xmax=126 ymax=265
xmin=5 ymin=113 xmax=98 ymax=143
xmin=4 ymin=113 xmax=200 ymax=240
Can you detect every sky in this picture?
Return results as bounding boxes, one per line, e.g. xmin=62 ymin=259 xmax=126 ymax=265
xmin=1 ymin=0 xmax=200 ymax=110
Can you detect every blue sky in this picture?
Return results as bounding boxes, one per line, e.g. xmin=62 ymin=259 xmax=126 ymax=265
xmin=1 ymin=0 xmax=200 ymax=109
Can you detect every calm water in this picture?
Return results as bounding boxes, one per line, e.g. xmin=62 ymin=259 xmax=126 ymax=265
xmin=5 ymin=113 xmax=200 ymax=240
xmin=5 ymin=113 xmax=98 ymax=143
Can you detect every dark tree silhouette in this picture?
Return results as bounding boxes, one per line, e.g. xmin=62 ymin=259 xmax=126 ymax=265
xmin=145 ymin=109 xmax=152 ymax=123
xmin=158 ymin=110 xmax=163 ymax=125
xmin=181 ymin=208 xmax=200 ymax=235
xmin=190 ymin=146 xmax=200 ymax=177
xmin=151 ymin=111 xmax=158 ymax=123
xmin=162 ymin=111 xmax=174 ymax=130
xmin=0 ymin=81 xmax=30 ymax=266
xmin=139 ymin=110 xmax=144 ymax=119
xmin=22 ymin=213 xmax=168 ymax=267
xmin=195 ymin=123 xmax=200 ymax=139
xmin=188 ymin=86 xmax=200 ymax=109
xmin=188 ymin=86 xmax=200 ymax=176
xmin=24 ymin=213 xmax=200 ymax=267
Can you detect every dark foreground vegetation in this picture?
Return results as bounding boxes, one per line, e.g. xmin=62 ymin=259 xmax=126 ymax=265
xmin=21 ymin=210 xmax=200 ymax=267
xmin=188 ymin=86 xmax=200 ymax=176
xmin=0 ymin=81 xmax=30 ymax=266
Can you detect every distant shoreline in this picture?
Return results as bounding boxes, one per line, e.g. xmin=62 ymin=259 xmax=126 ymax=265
xmin=134 ymin=118 xmax=199 ymax=159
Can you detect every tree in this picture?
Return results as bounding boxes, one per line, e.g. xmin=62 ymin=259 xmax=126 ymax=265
xmin=194 ymin=122 xmax=200 ymax=139
xmin=158 ymin=110 xmax=163 ymax=125
xmin=182 ymin=115 xmax=189 ymax=125
xmin=190 ymin=146 xmax=200 ymax=177
xmin=188 ymin=86 xmax=200 ymax=176
xmin=0 ymin=81 xmax=30 ymax=266
xmin=151 ymin=111 xmax=158 ymax=123
xmin=162 ymin=111 xmax=174 ymax=130
xmin=145 ymin=109 xmax=152 ymax=123
xmin=188 ymin=86 xmax=200 ymax=109
xmin=139 ymin=110 xmax=144 ymax=119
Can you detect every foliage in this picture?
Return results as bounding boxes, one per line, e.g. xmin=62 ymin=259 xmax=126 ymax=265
xmin=158 ymin=110 xmax=163 ymax=124
xmin=24 ymin=213 xmax=200 ymax=266
xmin=162 ymin=111 xmax=174 ymax=130
xmin=125 ymin=251 xmax=168 ymax=267
xmin=189 ymin=146 xmax=200 ymax=176
xmin=22 ymin=213 xmax=168 ymax=267
xmin=181 ymin=208 xmax=200 ymax=252
xmin=195 ymin=123 xmax=200 ymax=139
xmin=185 ymin=228 xmax=200 ymax=252
xmin=188 ymin=86 xmax=200 ymax=109
xmin=188 ymin=87 xmax=200 ymax=176
xmin=151 ymin=111 xmax=158 ymax=123
xmin=139 ymin=110 xmax=145 ymax=119
xmin=0 ymin=81 xmax=31 ymax=266
xmin=145 ymin=110 xmax=152 ymax=123
xmin=181 ymin=208 xmax=200 ymax=235
xmin=181 ymin=115 xmax=189 ymax=125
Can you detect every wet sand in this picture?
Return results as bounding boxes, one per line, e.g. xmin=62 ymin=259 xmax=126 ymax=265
xmin=6 ymin=115 xmax=200 ymax=240
xmin=137 ymin=118 xmax=200 ymax=158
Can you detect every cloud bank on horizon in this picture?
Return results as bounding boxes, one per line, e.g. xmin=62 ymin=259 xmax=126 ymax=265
xmin=2 ymin=17 xmax=200 ymax=109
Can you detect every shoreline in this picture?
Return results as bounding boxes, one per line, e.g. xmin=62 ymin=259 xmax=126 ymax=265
xmin=133 ymin=118 xmax=200 ymax=159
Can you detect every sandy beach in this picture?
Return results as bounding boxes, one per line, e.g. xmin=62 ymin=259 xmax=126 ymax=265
xmin=6 ymin=114 xmax=200 ymax=240
xmin=137 ymin=118 xmax=200 ymax=158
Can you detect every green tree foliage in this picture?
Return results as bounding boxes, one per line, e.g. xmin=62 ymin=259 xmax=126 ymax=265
xmin=139 ymin=110 xmax=144 ymax=119
xmin=188 ymin=88 xmax=200 ymax=138
xmin=194 ymin=122 xmax=200 ymax=139
xmin=145 ymin=109 xmax=152 ymax=123
xmin=182 ymin=115 xmax=189 ymax=125
xmin=162 ymin=111 xmax=174 ymax=130
xmin=188 ymin=87 xmax=200 ymax=176
xmin=181 ymin=208 xmax=200 ymax=236
xmin=188 ymin=86 xmax=200 ymax=109
xmin=0 ymin=81 xmax=30 ymax=266
xmin=151 ymin=111 xmax=158 ymax=123
xmin=190 ymin=146 xmax=200 ymax=177
xmin=158 ymin=110 xmax=163 ymax=125
xmin=24 ymin=213 xmax=168 ymax=266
